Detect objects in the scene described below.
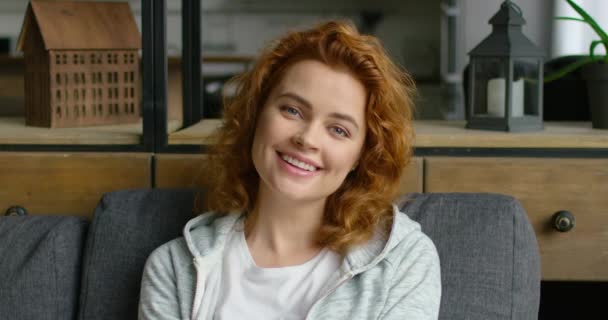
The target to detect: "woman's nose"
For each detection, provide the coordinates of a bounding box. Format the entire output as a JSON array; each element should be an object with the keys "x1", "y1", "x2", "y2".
[{"x1": 291, "y1": 126, "x2": 319, "y2": 150}]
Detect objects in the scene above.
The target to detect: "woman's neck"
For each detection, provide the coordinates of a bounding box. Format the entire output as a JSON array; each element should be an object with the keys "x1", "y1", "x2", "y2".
[{"x1": 244, "y1": 185, "x2": 327, "y2": 267}]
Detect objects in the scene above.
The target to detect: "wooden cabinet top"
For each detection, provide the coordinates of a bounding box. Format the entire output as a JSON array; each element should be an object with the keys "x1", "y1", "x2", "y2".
[
  {"x1": 0, "y1": 117, "x2": 181, "y2": 145},
  {"x1": 168, "y1": 119, "x2": 608, "y2": 149},
  {"x1": 1, "y1": 117, "x2": 606, "y2": 148}
]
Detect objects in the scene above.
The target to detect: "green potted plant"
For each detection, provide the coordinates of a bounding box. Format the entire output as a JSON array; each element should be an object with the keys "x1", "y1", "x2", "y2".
[{"x1": 545, "y1": 0, "x2": 608, "y2": 129}]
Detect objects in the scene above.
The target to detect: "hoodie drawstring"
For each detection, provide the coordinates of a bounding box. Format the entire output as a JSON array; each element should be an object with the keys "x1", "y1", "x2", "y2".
[{"x1": 191, "y1": 257, "x2": 206, "y2": 320}]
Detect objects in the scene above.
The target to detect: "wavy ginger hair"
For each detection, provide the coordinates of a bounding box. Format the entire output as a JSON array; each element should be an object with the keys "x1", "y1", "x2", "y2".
[{"x1": 198, "y1": 20, "x2": 415, "y2": 255}]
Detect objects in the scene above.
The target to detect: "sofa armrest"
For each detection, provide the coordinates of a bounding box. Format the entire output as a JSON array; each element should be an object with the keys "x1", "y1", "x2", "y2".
[{"x1": 398, "y1": 193, "x2": 541, "y2": 320}]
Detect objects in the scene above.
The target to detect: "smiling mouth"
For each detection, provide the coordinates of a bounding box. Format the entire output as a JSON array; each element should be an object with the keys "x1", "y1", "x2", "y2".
[{"x1": 277, "y1": 152, "x2": 320, "y2": 172}]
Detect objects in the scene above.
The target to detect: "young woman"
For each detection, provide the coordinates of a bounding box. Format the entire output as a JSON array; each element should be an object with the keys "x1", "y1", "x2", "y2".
[{"x1": 139, "y1": 20, "x2": 441, "y2": 320}]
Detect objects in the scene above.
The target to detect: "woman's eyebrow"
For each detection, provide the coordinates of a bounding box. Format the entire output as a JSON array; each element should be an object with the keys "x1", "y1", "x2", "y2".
[
  {"x1": 277, "y1": 92, "x2": 360, "y2": 130},
  {"x1": 278, "y1": 92, "x2": 312, "y2": 109},
  {"x1": 328, "y1": 112, "x2": 359, "y2": 131}
]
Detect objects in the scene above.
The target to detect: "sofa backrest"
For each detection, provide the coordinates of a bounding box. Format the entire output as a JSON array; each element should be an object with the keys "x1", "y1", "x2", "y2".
[
  {"x1": 0, "y1": 215, "x2": 88, "y2": 320},
  {"x1": 77, "y1": 188, "x2": 198, "y2": 320}
]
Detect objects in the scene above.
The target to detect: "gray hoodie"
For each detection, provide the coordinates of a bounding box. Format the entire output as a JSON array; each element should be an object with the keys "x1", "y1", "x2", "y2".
[{"x1": 139, "y1": 205, "x2": 441, "y2": 319}]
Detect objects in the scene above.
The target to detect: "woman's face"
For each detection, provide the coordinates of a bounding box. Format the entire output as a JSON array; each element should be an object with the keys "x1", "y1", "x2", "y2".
[{"x1": 251, "y1": 59, "x2": 367, "y2": 204}]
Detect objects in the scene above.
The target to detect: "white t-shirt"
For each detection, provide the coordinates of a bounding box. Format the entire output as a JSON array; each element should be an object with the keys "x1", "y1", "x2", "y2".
[{"x1": 213, "y1": 227, "x2": 342, "y2": 320}]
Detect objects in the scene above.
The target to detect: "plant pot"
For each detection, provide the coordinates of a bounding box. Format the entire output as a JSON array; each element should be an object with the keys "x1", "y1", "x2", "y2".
[
  {"x1": 543, "y1": 55, "x2": 590, "y2": 121},
  {"x1": 582, "y1": 63, "x2": 608, "y2": 129}
]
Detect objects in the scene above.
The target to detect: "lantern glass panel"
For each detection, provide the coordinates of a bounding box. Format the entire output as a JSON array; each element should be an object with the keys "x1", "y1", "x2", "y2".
[
  {"x1": 513, "y1": 57, "x2": 541, "y2": 117},
  {"x1": 471, "y1": 57, "x2": 507, "y2": 117}
]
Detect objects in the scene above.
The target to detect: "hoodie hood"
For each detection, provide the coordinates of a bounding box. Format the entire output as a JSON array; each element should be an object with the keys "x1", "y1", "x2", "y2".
[
  {"x1": 342, "y1": 204, "x2": 420, "y2": 273},
  {"x1": 181, "y1": 211, "x2": 244, "y2": 319},
  {"x1": 182, "y1": 211, "x2": 242, "y2": 258},
  {"x1": 182, "y1": 204, "x2": 418, "y2": 274}
]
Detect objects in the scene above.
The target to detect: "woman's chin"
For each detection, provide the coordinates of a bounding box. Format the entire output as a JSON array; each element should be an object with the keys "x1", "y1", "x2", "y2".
[{"x1": 270, "y1": 182, "x2": 328, "y2": 204}]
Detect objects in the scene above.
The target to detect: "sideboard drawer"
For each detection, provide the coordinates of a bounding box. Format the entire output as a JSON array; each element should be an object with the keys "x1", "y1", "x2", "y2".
[
  {"x1": 0, "y1": 152, "x2": 151, "y2": 219},
  {"x1": 425, "y1": 157, "x2": 608, "y2": 281},
  {"x1": 155, "y1": 154, "x2": 207, "y2": 189},
  {"x1": 400, "y1": 157, "x2": 423, "y2": 194}
]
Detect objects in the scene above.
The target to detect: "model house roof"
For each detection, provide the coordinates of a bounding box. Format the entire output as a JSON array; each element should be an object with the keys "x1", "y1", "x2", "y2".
[{"x1": 17, "y1": 0, "x2": 141, "y2": 51}]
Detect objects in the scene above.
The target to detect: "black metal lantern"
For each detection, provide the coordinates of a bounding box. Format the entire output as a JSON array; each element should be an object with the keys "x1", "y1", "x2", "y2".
[{"x1": 467, "y1": 0, "x2": 544, "y2": 131}]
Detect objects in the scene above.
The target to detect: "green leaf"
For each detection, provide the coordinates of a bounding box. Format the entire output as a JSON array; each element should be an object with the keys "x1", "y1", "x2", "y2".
[
  {"x1": 566, "y1": 0, "x2": 608, "y2": 44},
  {"x1": 589, "y1": 40, "x2": 605, "y2": 59},
  {"x1": 544, "y1": 56, "x2": 597, "y2": 83},
  {"x1": 554, "y1": 16, "x2": 585, "y2": 23}
]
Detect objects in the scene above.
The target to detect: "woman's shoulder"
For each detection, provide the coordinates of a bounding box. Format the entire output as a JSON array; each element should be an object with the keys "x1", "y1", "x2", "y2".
[
  {"x1": 145, "y1": 211, "x2": 241, "y2": 267},
  {"x1": 144, "y1": 236, "x2": 192, "y2": 271},
  {"x1": 386, "y1": 208, "x2": 440, "y2": 268},
  {"x1": 144, "y1": 211, "x2": 217, "y2": 263}
]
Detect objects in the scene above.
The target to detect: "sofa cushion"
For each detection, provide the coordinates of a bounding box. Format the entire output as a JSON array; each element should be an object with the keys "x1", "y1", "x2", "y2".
[
  {"x1": 78, "y1": 188, "x2": 199, "y2": 320},
  {"x1": 0, "y1": 215, "x2": 88, "y2": 320},
  {"x1": 397, "y1": 193, "x2": 541, "y2": 320}
]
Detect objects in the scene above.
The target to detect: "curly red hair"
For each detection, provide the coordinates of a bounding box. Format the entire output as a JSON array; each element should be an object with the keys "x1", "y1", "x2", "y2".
[{"x1": 198, "y1": 20, "x2": 415, "y2": 254}]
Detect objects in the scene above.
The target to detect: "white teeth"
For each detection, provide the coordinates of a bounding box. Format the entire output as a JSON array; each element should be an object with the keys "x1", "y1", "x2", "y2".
[{"x1": 281, "y1": 154, "x2": 317, "y2": 172}]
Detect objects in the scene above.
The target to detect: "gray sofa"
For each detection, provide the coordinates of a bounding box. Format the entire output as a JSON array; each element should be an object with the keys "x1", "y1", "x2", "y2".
[{"x1": 0, "y1": 189, "x2": 541, "y2": 319}]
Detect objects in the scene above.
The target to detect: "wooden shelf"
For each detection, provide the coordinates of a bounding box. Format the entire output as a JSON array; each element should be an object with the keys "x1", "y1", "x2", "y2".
[
  {"x1": 413, "y1": 121, "x2": 608, "y2": 148},
  {"x1": 169, "y1": 119, "x2": 219, "y2": 145},
  {"x1": 0, "y1": 117, "x2": 181, "y2": 145},
  {"x1": 169, "y1": 119, "x2": 608, "y2": 148}
]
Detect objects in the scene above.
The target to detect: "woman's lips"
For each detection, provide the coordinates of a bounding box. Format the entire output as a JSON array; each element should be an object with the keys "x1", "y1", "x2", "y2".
[
  {"x1": 277, "y1": 151, "x2": 322, "y2": 169},
  {"x1": 276, "y1": 151, "x2": 322, "y2": 177}
]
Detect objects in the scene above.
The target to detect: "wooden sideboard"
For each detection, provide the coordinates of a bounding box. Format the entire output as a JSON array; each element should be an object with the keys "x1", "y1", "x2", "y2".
[
  {"x1": 2, "y1": 120, "x2": 607, "y2": 281},
  {"x1": 425, "y1": 157, "x2": 608, "y2": 281},
  {"x1": 0, "y1": 152, "x2": 150, "y2": 219}
]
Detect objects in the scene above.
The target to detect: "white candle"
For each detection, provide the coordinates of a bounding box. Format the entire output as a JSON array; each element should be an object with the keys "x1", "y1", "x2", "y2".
[{"x1": 487, "y1": 78, "x2": 524, "y2": 117}]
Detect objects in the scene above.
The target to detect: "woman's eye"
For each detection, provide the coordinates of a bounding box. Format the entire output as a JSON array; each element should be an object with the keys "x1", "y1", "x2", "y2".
[
  {"x1": 280, "y1": 106, "x2": 301, "y2": 117},
  {"x1": 331, "y1": 126, "x2": 349, "y2": 138}
]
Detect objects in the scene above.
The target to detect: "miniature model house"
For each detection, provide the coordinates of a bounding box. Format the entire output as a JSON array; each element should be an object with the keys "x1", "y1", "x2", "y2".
[{"x1": 17, "y1": 0, "x2": 141, "y2": 128}]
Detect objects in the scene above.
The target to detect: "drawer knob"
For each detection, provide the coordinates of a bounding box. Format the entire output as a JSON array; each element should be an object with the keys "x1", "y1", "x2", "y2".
[
  {"x1": 5, "y1": 206, "x2": 28, "y2": 216},
  {"x1": 552, "y1": 211, "x2": 575, "y2": 232}
]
